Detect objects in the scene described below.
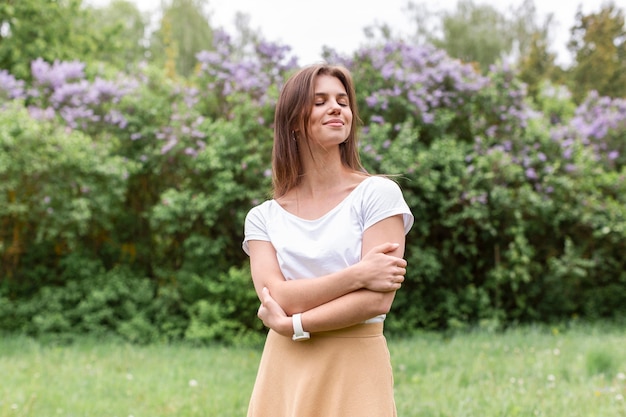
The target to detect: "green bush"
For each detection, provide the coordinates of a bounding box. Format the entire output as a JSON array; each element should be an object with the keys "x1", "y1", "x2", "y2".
[
  {"x1": 1, "y1": 40, "x2": 625, "y2": 344},
  {"x1": 0, "y1": 103, "x2": 136, "y2": 287}
]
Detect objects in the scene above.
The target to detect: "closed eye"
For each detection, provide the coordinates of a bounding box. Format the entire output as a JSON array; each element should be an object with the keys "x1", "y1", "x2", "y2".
[{"x1": 314, "y1": 100, "x2": 350, "y2": 107}]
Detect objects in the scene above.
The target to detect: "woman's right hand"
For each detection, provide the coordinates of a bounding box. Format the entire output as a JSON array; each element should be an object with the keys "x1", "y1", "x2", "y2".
[
  {"x1": 257, "y1": 287, "x2": 292, "y2": 336},
  {"x1": 356, "y1": 242, "x2": 407, "y2": 292}
]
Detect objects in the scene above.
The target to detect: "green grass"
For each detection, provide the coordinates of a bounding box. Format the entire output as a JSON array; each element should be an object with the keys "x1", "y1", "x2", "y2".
[{"x1": 1, "y1": 323, "x2": 625, "y2": 417}]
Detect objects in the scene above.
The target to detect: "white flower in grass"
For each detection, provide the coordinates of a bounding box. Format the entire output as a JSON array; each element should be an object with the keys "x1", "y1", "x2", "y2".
[
  {"x1": 11, "y1": 404, "x2": 18, "y2": 410},
  {"x1": 126, "y1": 373, "x2": 134, "y2": 380},
  {"x1": 189, "y1": 379, "x2": 198, "y2": 387},
  {"x1": 617, "y1": 372, "x2": 625, "y2": 381},
  {"x1": 547, "y1": 374, "x2": 555, "y2": 382},
  {"x1": 615, "y1": 394, "x2": 623, "y2": 401},
  {"x1": 552, "y1": 348, "x2": 560, "y2": 356}
]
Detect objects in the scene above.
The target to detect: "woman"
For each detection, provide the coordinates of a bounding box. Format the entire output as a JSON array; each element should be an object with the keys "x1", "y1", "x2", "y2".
[{"x1": 242, "y1": 63, "x2": 414, "y2": 416}]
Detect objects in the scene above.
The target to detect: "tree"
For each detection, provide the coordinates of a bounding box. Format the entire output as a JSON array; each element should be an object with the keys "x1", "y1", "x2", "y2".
[
  {"x1": 516, "y1": 8, "x2": 561, "y2": 103},
  {"x1": 433, "y1": 0, "x2": 514, "y2": 71},
  {"x1": 407, "y1": 0, "x2": 551, "y2": 73},
  {"x1": 88, "y1": 0, "x2": 149, "y2": 71},
  {"x1": 0, "y1": 0, "x2": 122, "y2": 80},
  {"x1": 567, "y1": 3, "x2": 626, "y2": 102},
  {"x1": 150, "y1": 0, "x2": 213, "y2": 78}
]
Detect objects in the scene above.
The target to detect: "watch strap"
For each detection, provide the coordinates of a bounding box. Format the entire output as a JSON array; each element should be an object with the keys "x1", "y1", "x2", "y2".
[{"x1": 292, "y1": 313, "x2": 311, "y2": 341}]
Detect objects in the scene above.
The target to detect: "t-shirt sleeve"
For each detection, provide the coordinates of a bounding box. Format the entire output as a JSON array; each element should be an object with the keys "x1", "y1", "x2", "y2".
[
  {"x1": 361, "y1": 176, "x2": 414, "y2": 234},
  {"x1": 242, "y1": 204, "x2": 271, "y2": 256}
]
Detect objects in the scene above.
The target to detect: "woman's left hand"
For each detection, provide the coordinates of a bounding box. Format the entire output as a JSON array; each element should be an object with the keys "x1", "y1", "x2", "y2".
[{"x1": 257, "y1": 287, "x2": 292, "y2": 336}]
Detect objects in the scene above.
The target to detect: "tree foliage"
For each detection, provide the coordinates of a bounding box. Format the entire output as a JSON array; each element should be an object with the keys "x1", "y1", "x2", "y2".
[
  {"x1": 88, "y1": 0, "x2": 149, "y2": 71},
  {"x1": 149, "y1": 0, "x2": 214, "y2": 77},
  {"x1": 1, "y1": 1, "x2": 626, "y2": 344},
  {"x1": 517, "y1": 32, "x2": 558, "y2": 102},
  {"x1": 567, "y1": 2, "x2": 626, "y2": 102},
  {"x1": 0, "y1": 0, "x2": 122, "y2": 79},
  {"x1": 439, "y1": 0, "x2": 511, "y2": 70},
  {"x1": 408, "y1": 0, "x2": 550, "y2": 73}
]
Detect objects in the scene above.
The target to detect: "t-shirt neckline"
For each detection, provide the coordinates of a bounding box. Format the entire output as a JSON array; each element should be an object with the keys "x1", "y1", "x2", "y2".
[{"x1": 271, "y1": 176, "x2": 374, "y2": 222}]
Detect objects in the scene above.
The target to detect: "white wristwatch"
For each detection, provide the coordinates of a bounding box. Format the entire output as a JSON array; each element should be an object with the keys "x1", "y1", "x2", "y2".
[{"x1": 291, "y1": 313, "x2": 311, "y2": 341}]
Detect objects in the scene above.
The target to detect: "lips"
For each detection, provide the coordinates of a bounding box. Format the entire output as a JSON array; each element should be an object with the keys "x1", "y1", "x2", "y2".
[{"x1": 324, "y1": 119, "x2": 344, "y2": 126}]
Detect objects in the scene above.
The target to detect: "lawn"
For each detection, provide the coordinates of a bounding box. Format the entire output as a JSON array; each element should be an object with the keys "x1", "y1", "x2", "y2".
[{"x1": 1, "y1": 322, "x2": 624, "y2": 416}]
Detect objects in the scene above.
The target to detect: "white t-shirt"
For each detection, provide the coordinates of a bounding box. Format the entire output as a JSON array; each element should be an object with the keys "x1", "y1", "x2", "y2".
[{"x1": 242, "y1": 175, "x2": 414, "y2": 321}]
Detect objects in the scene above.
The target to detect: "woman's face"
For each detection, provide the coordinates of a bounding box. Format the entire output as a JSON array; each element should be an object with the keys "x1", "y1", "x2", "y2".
[{"x1": 306, "y1": 74, "x2": 353, "y2": 149}]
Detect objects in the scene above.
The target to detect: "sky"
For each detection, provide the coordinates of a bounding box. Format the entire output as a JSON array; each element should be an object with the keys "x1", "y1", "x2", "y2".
[{"x1": 90, "y1": 0, "x2": 626, "y2": 67}]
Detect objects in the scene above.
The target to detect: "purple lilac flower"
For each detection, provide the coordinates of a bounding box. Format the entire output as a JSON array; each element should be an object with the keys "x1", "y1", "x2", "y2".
[
  {"x1": 422, "y1": 113, "x2": 434, "y2": 124},
  {"x1": 371, "y1": 115, "x2": 385, "y2": 124},
  {"x1": 50, "y1": 81, "x2": 89, "y2": 107},
  {"x1": 91, "y1": 77, "x2": 129, "y2": 103},
  {"x1": 28, "y1": 106, "x2": 56, "y2": 121},
  {"x1": 0, "y1": 70, "x2": 25, "y2": 99},
  {"x1": 550, "y1": 92, "x2": 626, "y2": 170},
  {"x1": 161, "y1": 139, "x2": 178, "y2": 155},
  {"x1": 195, "y1": 29, "x2": 297, "y2": 107},
  {"x1": 525, "y1": 168, "x2": 538, "y2": 180},
  {"x1": 351, "y1": 41, "x2": 491, "y2": 126},
  {"x1": 366, "y1": 95, "x2": 379, "y2": 107},
  {"x1": 562, "y1": 148, "x2": 573, "y2": 160},
  {"x1": 31, "y1": 58, "x2": 85, "y2": 89},
  {"x1": 105, "y1": 110, "x2": 127, "y2": 128},
  {"x1": 59, "y1": 106, "x2": 98, "y2": 128}
]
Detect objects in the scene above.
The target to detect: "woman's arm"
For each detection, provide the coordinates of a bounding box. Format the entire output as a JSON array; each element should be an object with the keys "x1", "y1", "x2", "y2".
[
  {"x1": 256, "y1": 214, "x2": 407, "y2": 335},
  {"x1": 248, "y1": 223, "x2": 406, "y2": 315}
]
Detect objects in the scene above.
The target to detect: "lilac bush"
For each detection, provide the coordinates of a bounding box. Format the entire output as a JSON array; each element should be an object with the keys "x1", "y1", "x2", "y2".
[
  {"x1": 24, "y1": 58, "x2": 138, "y2": 132},
  {"x1": 0, "y1": 70, "x2": 25, "y2": 101},
  {"x1": 323, "y1": 40, "x2": 626, "y2": 327},
  {"x1": 194, "y1": 29, "x2": 298, "y2": 119},
  {"x1": 552, "y1": 91, "x2": 626, "y2": 170},
  {"x1": 340, "y1": 41, "x2": 488, "y2": 135},
  {"x1": 1, "y1": 32, "x2": 625, "y2": 341}
]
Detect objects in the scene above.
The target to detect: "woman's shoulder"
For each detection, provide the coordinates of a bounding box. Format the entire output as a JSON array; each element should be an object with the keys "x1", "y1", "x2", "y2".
[
  {"x1": 245, "y1": 199, "x2": 276, "y2": 220},
  {"x1": 356, "y1": 174, "x2": 403, "y2": 194}
]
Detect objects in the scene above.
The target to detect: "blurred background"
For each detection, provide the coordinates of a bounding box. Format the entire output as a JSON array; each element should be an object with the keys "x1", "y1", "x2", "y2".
[{"x1": 1, "y1": 0, "x2": 625, "y2": 344}]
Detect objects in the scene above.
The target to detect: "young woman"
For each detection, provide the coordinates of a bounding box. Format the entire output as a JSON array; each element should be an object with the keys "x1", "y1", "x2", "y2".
[{"x1": 242, "y1": 64, "x2": 414, "y2": 416}]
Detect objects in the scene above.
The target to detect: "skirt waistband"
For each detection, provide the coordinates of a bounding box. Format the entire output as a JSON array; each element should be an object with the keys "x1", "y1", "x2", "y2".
[{"x1": 312, "y1": 322, "x2": 383, "y2": 338}]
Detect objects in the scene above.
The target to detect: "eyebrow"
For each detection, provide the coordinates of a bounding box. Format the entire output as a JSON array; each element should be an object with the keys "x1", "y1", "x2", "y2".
[{"x1": 314, "y1": 92, "x2": 349, "y2": 98}]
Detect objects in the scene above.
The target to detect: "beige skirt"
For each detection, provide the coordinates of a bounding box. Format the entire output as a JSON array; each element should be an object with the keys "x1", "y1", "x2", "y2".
[{"x1": 247, "y1": 322, "x2": 397, "y2": 417}]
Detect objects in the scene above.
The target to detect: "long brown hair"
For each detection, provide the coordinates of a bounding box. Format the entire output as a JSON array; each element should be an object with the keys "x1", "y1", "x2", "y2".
[{"x1": 271, "y1": 64, "x2": 365, "y2": 198}]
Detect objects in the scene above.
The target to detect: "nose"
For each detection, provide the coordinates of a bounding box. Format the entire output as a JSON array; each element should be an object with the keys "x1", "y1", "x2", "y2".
[{"x1": 328, "y1": 99, "x2": 341, "y2": 113}]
